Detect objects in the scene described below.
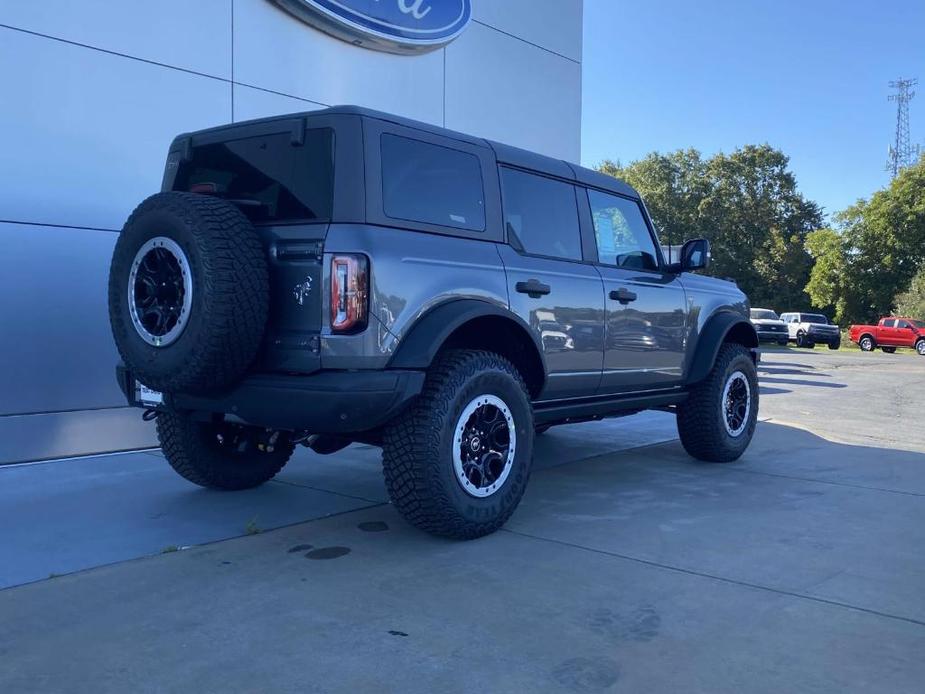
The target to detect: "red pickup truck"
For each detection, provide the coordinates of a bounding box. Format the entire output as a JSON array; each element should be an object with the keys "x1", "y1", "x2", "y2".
[{"x1": 848, "y1": 317, "x2": 925, "y2": 355}]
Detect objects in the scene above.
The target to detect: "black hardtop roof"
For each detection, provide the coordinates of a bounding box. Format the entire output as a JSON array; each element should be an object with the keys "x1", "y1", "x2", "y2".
[{"x1": 177, "y1": 105, "x2": 640, "y2": 199}]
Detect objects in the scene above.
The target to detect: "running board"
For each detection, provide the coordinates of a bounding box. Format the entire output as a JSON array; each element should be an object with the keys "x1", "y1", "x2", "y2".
[{"x1": 532, "y1": 390, "x2": 687, "y2": 425}]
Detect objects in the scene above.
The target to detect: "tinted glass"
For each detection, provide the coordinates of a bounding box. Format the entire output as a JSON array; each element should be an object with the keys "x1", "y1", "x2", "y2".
[
  {"x1": 897, "y1": 320, "x2": 911, "y2": 329},
  {"x1": 801, "y1": 314, "x2": 828, "y2": 324},
  {"x1": 501, "y1": 168, "x2": 581, "y2": 260},
  {"x1": 381, "y1": 134, "x2": 485, "y2": 231},
  {"x1": 588, "y1": 190, "x2": 659, "y2": 270},
  {"x1": 177, "y1": 129, "x2": 334, "y2": 223},
  {"x1": 912, "y1": 320, "x2": 925, "y2": 328},
  {"x1": 750, "y1": 309, "x2": 779, "y2": 320},
  {"x1": 882, "y1": 319, "x2": 896, "y2": 327}
]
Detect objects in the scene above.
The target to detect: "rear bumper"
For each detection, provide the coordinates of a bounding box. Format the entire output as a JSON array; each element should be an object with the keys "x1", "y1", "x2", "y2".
[{"x1": 117, "y1": 365, "x2": 425, "y2": 434}]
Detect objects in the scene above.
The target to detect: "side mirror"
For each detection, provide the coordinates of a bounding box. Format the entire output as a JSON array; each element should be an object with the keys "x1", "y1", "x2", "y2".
[{"x1": 677, "y1": 238, "x2": 711, "y2": 272}]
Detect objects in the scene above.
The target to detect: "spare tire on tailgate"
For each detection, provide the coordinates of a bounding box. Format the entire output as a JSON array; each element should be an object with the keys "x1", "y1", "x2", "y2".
[{"x1": 108, "y1": 192, "x2": 269, "y2": 394}]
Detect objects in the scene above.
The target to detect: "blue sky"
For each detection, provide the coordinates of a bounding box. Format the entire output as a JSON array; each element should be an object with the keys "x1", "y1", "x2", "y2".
[{"x1": 580, "y1": 0, "x2": 925, "y2": 220}]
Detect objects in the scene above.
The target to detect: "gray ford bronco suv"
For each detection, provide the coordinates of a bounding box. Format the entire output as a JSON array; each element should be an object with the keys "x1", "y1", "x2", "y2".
[{"x1": 108, "y1": 106, "x2": 759, "y2": 540}]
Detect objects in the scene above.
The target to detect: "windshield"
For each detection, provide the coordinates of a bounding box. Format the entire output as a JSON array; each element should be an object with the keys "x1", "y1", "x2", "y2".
[
  {"x1": 750, "y1": 309, "x2": 779, "y2": 320},
  {"x1": 801, "y1": 314, "x2": 828, "y2": 324}
]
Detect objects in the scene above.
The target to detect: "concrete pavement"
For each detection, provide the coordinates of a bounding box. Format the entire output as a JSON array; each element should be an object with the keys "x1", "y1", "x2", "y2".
[{"x1": 1, "y1": 349, "x2": 923, "y2": 693}]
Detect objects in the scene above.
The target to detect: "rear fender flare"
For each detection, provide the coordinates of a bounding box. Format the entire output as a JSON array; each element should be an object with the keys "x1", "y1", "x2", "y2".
[{"x1": 388, "y1": 299, "x2": 546, "y2": 374}]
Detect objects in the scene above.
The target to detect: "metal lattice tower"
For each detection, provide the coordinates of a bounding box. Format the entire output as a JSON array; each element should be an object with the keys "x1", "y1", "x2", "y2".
[{"x1": 886, "y1": 78, "x2": 919, "y2": 178}]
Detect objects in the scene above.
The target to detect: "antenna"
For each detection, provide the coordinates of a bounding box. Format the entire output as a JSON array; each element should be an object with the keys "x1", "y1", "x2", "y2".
[{"x1": 886, "y1": 78, "x2": 919, "y2": 178}]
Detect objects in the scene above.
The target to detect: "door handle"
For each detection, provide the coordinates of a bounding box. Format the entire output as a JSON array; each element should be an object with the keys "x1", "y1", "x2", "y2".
[
  {"x1": 515, "y1": 279, "x2": 551, "y2": 298},
  {"x1": 609, "y1": 288, "x2": 638, "y2": 304}
]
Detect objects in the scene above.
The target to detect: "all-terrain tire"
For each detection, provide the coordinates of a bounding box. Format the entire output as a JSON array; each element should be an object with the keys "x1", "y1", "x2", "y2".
[
  {"x1": 109, "y1": 192, "x2": 269, "y2": 394},
  {"x1": 676, "y1": 343, "x2": 758, "y2": 463},
  {"x1": 157, "y1": 411, "x2": 294, "y2": 490},
  {"x1": 382, "y1": 350, "x2": 534, "y2": 540}
]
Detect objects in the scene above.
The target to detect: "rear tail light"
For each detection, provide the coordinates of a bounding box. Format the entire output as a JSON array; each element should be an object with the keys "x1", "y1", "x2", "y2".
[{"x1": 330, "y1": 254, "x2": 368, "y2": 333}]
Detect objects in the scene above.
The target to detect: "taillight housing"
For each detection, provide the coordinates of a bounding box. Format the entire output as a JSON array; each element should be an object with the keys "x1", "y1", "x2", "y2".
[{"x1": 330, "y1": 254, "x2": 369, "y2": 333}]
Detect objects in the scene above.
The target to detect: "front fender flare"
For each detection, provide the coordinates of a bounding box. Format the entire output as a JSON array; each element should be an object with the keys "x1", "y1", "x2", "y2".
[{"x1": 687, "y1": 312, "x2": 759, "y2": 384}]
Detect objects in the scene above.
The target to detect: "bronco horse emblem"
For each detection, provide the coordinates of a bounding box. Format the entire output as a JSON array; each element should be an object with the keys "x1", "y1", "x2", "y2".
[
  {"x1": 267, "y1": 0, "x2": 472, "y2": 54},
  {"x1": 292, "y1": 276, "x2": 314, "y2": 306}
]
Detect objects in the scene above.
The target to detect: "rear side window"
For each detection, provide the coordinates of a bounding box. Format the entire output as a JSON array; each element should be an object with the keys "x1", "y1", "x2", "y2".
[
  {"x1": 588, "y1": 190, "x2": 659, "y2": 271},
  {"x1": 501, "y1": 168, "x2": 582, "y2": 261},
  {"x1": 176, "y1": 129, "x2": 334, "y2": 223},
  {"x1": 380, "y1": 134, "x2": 485, "y2": 231}
]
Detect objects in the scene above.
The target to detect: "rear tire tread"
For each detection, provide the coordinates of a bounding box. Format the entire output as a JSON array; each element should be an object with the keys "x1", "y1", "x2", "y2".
[{"x1": 382, "y1": 350, "x2": 532, "y2": 540}]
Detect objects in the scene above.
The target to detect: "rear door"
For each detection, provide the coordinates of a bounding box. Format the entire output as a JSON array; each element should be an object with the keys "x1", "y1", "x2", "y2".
[
  {"x1": 585, "y1": 189, "x2": 688, "y2": 391},
  {"x1": 879, "y1": 319, "x2": 898, "y2": 345},
  {"x1": 497, "y1": 167, "x2": 604, "y2": 400},
  {"x1": 895, "y1": 320, "x2": 917, "y2": 347}
]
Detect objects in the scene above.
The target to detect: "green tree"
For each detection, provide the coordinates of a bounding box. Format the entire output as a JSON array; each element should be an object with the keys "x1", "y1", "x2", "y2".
[
  {"x1": 805, "y1": 155, "x2": 925, "y2": 324},
  {"x1": 599, "y1": 145, "x2": 823, "y2": 312},
  {"x1": 894, "y1": 268, "x2": 925, "y2": 319}
]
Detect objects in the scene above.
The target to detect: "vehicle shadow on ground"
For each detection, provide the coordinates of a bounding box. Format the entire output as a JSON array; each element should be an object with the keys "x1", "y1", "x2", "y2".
[{"x1": 758, "y1": 375, "x2": 846, "y2": 389}]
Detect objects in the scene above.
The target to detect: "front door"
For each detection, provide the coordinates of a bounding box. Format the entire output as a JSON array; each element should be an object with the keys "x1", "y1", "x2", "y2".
[
  {"x1": 585, "y1": 189, "x2": 688, "y2": 392},
  {"x1": 498, "y1": 168, "x2": 604, "y2": 400}
]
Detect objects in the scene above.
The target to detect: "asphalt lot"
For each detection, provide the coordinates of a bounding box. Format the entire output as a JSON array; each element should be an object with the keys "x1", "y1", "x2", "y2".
[{"x1": 2, "y1": 348, "x2": 924, "y2": 693}]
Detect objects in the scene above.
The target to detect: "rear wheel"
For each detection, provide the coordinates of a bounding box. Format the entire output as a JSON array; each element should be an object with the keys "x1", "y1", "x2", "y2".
[
  {"x1": 382, "y1": 350, "x2": 533, "y2": 540},
  {"x1": 677, "y1": 343, "x2": 758, "y2": 463},
  {"x1": 881, "y1": 346, "x2": 897, "y2": 354},
  {"x1": 828, "y1": 340, "x2": 840, "y2": 350},
  {"x1": 777, "y1": 338, "x2": 789, "y2": 346},
  {"x1": 157, "y1": 411, "x2": 294, "y2": 490},
  {"x1": 859, "y1": 335, "x2": 875, "y2": 352}
]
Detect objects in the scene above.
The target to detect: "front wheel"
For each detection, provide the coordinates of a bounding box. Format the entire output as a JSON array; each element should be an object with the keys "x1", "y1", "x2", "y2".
[
  {"x1": 778, "y1": 338, "x2": 789, "y2": 346},
  {"x1": 796, "y1": 331, "x2": 809, "y2": 348},
  {"x1": 382, "y1": 350, "x2": 534, "y2": 540},
  {"x1": 859, "y1": 336, "x2": 875, "y2": 352},
  {"x1": 828, "y1": 341, "x2": 840, "y2": 350},
  {"x1": 676, "y1": 343, "x2": 758, "y2": 463},
  {"x1": 916, "y1": 339, "x2": 925, "y2": 357},
  {"x1": 157, "y1": 411, "x2": 294, "y2": 490}
]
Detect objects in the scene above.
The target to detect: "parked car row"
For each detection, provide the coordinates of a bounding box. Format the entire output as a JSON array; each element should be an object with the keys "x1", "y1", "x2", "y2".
[
  {"x1": 749, "y1": 309, "x2": 925, "y2": 356},
  {"x1": 848, "y1": 317, "x2": 925, "y2": 355},
  {"x1": 749, "y1": 309, "x2": 840, "y2": 349}
]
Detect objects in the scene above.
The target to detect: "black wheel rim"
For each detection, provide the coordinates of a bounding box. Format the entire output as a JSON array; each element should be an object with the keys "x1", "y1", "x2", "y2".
[
  {"x1": 128, "y1": 237, "x2": 192, "y2": 347},
  {"x1": 453, "y1": 395, "x2": 516, "y2": 498},
  {"x1": 722, "y1": 371, "x2": 750, "y2": 437}
]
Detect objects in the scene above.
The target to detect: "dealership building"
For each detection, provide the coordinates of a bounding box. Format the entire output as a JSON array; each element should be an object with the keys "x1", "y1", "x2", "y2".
[{"x1": 0, "y1": 1, "x2": 583, "y2": 463}]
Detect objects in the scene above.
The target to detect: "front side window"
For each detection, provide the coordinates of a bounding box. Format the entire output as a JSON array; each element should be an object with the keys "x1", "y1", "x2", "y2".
[
  {"x1": 897, "y1": 320, "x2": 911, "y2": 329},
  {"x1": 380, "y1": 134, "x2": 485, "y2": 231},
  {"x1": 501, "y1": 168, "x2": 582, "y2": 260},
  {"x1": 176, "y1": 129, "x2": 334, "y2": 223},
  {"x1": 587, "y1": 190, "x2": 659, "y2": 271}
]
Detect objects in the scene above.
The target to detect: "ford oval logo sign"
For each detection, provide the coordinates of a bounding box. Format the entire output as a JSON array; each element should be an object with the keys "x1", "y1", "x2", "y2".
[{"x1": 269, "y1": 0, "x2": 472, "y2": 54}]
